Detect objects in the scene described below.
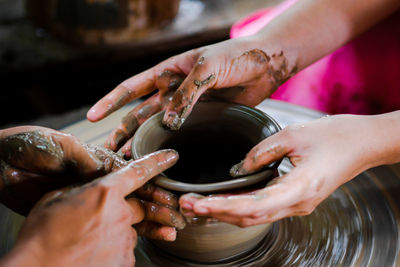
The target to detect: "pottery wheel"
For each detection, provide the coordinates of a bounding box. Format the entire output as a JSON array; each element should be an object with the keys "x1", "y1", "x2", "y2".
[{"x1": 1, "y1": 100, "x2": 400, "y2": 266}]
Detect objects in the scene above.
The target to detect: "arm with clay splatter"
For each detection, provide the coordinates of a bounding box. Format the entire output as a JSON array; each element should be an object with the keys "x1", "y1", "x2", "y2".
[{"x1": 86, "y1": 0, "x2": 399, "y2": 159}]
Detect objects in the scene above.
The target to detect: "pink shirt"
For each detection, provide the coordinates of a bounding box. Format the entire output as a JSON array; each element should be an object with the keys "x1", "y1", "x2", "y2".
[{"x1": 231, "y1": 1, "x2": 400, "y2": 115}]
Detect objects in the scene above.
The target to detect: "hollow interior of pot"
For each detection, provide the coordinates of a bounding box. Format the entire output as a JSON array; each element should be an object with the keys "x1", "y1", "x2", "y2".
[{"x1": 133, "y1": 102, "x2": 280, "y2": 187}]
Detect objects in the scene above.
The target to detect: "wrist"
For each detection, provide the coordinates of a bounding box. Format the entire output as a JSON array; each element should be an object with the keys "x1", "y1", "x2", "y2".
[{"x1": 355, "y1": 111, "x2": 400, "y2": 171}]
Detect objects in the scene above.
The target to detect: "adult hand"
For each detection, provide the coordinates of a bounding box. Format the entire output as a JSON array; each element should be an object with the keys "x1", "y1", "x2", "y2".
[
  {"x1": 0, "y1": 126, "x2": 103, "y2": 215},
  {"x1": 179, "y1": 113, "x2": 400, "y2": 227},
  {"x1": 87, "y1": 37, "x2": 298, "y2": 158},
  {"x1": 0, "y1": 150, "x2": 179, "y2": 267},
  {"x1": 0, "y1": 126, "x2": 185, "y2": 240},
  {"x1": 88, "y1": 145, "x2": 187, "y2": 239}
]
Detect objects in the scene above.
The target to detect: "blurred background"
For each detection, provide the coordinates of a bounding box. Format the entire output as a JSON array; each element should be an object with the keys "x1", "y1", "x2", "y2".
[{"x1": 0, "y1": 0, "x2": 280, "y2": 130}]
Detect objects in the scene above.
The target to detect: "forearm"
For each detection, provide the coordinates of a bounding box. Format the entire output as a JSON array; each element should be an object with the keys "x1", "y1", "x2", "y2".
[
  {"x1": 361, "y1": 111, "x2": 400, "y2": 169},
  {"x1": 249, "y1": 0, "x2": 399, "y2": 74}
]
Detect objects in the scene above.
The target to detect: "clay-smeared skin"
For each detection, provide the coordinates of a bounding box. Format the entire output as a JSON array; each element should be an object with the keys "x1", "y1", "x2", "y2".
[
  {"x1": 102, "y1": 70, "x2": 185, "y2": 154},
  {"x1": 0, "y1": 126, "x2": 186, "y2": 238},
  {"x1": 0, "y1": 128, "x2": 102, "y2": 215},
  {"x1": 180, "y1": 112, "x2": 400, "y2": 227},
  {"x1": 0, "y1": 150, "x2": 179, "y2": 267},
  {"x1": 87, "y1": 39, "x2": 298, "y2": 157}
]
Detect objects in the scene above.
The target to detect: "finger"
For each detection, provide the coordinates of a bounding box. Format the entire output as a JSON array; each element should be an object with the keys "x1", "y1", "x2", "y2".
[
  {"x1": 0, "y1": 165, "x2": 46, "y2": 215},
  {"x1": 179, "y1": 190, "x2": 260, "y2": 211},
  {"x1": 106, "y1": 70, "x2": 185, "y2": 153},
  {"x1": 120, "y1": 137, "x2": 134, "y2": 160},
  {"x1": 134, "y1": 221, "x2": 177, "y2": 241},
  {"x1": 156, "y1": 70, "x2": 185, "y2": 94},
  {"x1": 189, "y1": 172, "x2": 305, "y2": 220},
  {"x1": 163, "y1": 57, "x2": 217, "y2": 130},
  {"x1": 0, "y1": 162, "x2": 42, "y2": 187},
  {"x1": 179, "y1": 192, "x2": 205, "y2": 211},
  {"x1": 54, "y1": 133, "x2": 104, "y2": 178},
  {"x1": 135, "y1": 183, "x2": 179, "y2": 208},
  {"x1": 85, "y1": 144, "x2": 128, "y2": 173},
  {"x1": 87, "y1": 69, "x2": 157, "y2": 122},
  {"x1": 126, "y1": 197, "x2": 145, "y2": 224},
  {"x1": 230, "y1": 130, "x2": 291, "y2": 177},
  {"x1": 212, "y1": 208, "x2": 290, "y2": 227},
  {"x1": 103, "y1": 150, "x2": 179, "y2": 196},
  {"x1": 141, "y1": 200, "x2": 186, "y2": 230},
  {"x1": 105, "y1": 94, "x2": 162, "y2": 151}
]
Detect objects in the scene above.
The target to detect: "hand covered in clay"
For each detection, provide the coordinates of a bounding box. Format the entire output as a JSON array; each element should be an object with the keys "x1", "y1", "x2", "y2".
[
  {"x1": 87, "y1": 37, "x2": 297, "y2": 158},
  {"x1": 179, "y1": 113, "x2": 400, "y2": 227},
  {"x1": 0, "y1": 126, "x2": 104, "y2": 215},
  {"x1": 88, "y1": 145, "x2": 187, "y2": 240},
  {"x1": 0, "y1": 150, "x2": 179, "y2": 267},
  {"x1": 0, "y1": 126, "x2": 185, "y2": 240}
]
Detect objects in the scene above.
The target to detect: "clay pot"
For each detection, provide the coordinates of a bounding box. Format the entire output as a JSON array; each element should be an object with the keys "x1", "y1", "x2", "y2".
[
  {"x1": 25, "y1": 0, "x2": 180, "y2": 45},
  {"x1": 132, "y1": 101, "x2": 281, "y2": 262}
]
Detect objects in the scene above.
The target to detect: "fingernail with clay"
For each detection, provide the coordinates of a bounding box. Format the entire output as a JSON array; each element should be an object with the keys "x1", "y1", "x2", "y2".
[
  {"x1": 230, "y1": 160, "x2": 249, "y2": 177},
  {"x1": 163, "y1": 113, "x2": 185, "y2": 131},
  {"x1": 165, "y1": 229, "x2": 177, "y2": 242}
]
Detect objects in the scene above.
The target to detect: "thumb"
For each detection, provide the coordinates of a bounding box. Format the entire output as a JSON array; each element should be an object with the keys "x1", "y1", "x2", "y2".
[{"x1": 230, "y1": 130, "x2": 291, "y2": 177}]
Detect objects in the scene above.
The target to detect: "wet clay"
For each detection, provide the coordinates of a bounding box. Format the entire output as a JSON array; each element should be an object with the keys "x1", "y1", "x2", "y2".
[
  {"x1": 242, "y1": 49, "x2": 298, "y2": 89},
  {"x1": 160, "y1": 128, "x2": 253, "y2": 184},
  {"x1": 0, "y1": 131, "x2": 66, "y2": 174},
  {"x1": 158, "y1": 70, "x2": 185, "y2": 91},
  {"x1": 194, "y1": 74, "x2": 216, "y2": 88}
]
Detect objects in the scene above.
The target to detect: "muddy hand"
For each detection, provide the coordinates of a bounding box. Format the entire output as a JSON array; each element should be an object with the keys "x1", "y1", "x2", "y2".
[
  {"x1": 0, "y1": 150, "x2": 178, "y2": 267},
  {"x1": 179, "y1": 114, "x2": 400, "y2": 227},
  {"x1": 87, "y1": 38, "x2": 298, "y2": 157},
  {"x1": 0, "y1": 126, "x2": 104, "y2": 215},
  {"x1": 86, "y1": 145, "x2": 186, "y2": 240}
]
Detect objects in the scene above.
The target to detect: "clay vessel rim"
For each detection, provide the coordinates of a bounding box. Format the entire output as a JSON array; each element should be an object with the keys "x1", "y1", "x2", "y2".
[
  {"x1": 132, "y1": 101, "x2": 282, "y2": 193},
  {"x1": 153, "y1": 168, "x2": 276, "y2": 193}
]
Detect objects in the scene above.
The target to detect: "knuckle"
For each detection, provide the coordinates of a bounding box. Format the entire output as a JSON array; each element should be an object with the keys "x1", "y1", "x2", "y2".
[
  {"x1": 292, "y1": 202, "x2": 316, "y2": 216},
  {"x1": 91, "y1": 182, "x2": 115, "y2": 201},
  {"x1": 130, "y1": 163, "x2": 152, "y2": 179},
  {"x1": 237, "y1": 218, "x2": 252, "y2": 228}
]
